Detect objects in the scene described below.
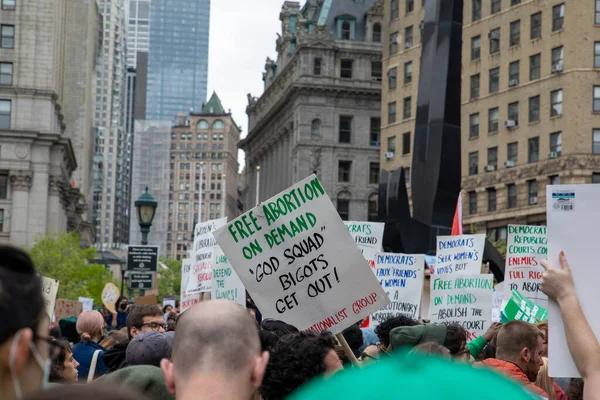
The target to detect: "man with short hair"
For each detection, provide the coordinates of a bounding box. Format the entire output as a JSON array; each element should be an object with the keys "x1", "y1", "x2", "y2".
[
  {"x1": 161, "y1": 300, "x2": 269, "y2": 399},
  {"x1": 477, "y1": 321, "x2": 547, "y2": 397}
]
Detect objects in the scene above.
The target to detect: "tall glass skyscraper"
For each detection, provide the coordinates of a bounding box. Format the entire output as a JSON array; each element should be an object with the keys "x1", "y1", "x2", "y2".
[{"x1": 146, "y1": 0, "x2": 210, "y2": 121}]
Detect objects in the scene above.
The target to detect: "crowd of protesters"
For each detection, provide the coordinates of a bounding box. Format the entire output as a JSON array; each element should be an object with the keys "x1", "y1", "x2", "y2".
[{"x1": 1, "y1": 244, "x2": 598, "y2": 400}]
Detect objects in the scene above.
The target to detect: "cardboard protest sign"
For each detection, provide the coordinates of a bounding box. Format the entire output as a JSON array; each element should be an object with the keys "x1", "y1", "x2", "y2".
[
  {"x1": 41, "y1": 276, "x2": 59, "y2": 319},
  {"x1": 372, "y1": 253, "x2": 424, "y2": 324},
  {"x1": 54, "y1": 299, "x2": 83, "y2": 323},
  {"x1": 135, "y1": 294, "x2": 157, "y2": 305},
  {"x1": 343, "y1": 221, "x2": 384, "y2": 271},
  {"x1": 180, "y1": 258, "x2": 200, "y2": 313},
  {"x1": 503, "y1": 225, "x2": 548, "y2": 309},
  {"x1": 101, "y1": 283, "x2": 120, "y2": 313},
  {"x1": 546, "y1": 184, "x2": 600, "y2": 376},
  {"x1": 434, "y1": 234, "x2": 486, "y2": 275},
  {"x1": 211, "y1": 246, "x2": 246, "y2": 307},
  {"x1": 78, "y1": 297, "x2": 94, "y2": 312},
  {"x1": 214, "y1": 175, "x2": 389, "y2": 335},
  {"x1": 187, "y1": 217, "x2": 228, "y2": 294},
  {"x1": 429, "y1": 273, "x2": 493, "y2": 341},
  {"x1": 502, "y1": 289, "x2": 547, "y2": 323}
]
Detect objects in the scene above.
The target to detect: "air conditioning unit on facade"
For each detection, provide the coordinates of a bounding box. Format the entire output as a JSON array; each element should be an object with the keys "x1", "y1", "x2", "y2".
[
  {"x1": 405, "y1": 42, "x2": 413, "y2": 48},
  {"x1": 509, "y1": 79, "x2": 519, "y2": 87},
  {"x1": 552, "y1": 63, "x2": 563, "y2": 73},
  {"x1": 488, "y1": 31, "x2": 500, "y2": 40},
  {"x1": 529, "y1": 196, "x2": 538, "y2": 205},
  {"x1": 504, "y1": 160, "x2": 516, "y2": 168},
  {"x1": 504, "y1": 119, "x2": 517, "y2": 128},
  {"x1": 548, "y1": 151, "x2": 559, "y2": 159},
  {"x1": 484, "y1": 164, "x2": 496, "y2": 172},
  {"x1": 419, "y1": 21, "x2": 425, "y2": 30},
  {"x1": 385, "y1": 152, "x2": 395, "y2": 159}
]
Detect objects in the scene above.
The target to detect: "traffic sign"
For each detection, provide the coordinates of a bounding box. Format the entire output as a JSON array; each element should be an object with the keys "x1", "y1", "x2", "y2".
[
  {"x1": 130, "y1": 272, "x2": 153, "y2": 289},
  {"x1": 127, "y1": 246, "x2": 159, "y2": 272}
]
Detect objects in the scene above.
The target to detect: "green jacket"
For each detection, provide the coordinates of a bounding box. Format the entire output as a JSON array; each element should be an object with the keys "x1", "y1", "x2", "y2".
[{"x1": 467, "y1": 335, "x2": 488, "y2": 359}]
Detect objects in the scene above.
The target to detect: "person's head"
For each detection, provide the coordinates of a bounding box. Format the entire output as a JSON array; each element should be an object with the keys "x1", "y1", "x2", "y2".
[
  {"x1": 260, "y1": 319, "x2": 299, "y2": 337},
  {"x1": 49, "y1": 339, "x2": 79, "y2": 383},
  {"x1": 360, "y1": 345, "x2": 380, "y2": 364},
  {"x1": 116, "y1": 297, "x2": 129, "y2": 312},
  {"x1": 162, "y1": 305, "x2": 173, "y2": 315},
  {"x1": 99, "y1": 329, "x2": 128, "y2": 351},
  {"x1": 341, "y1": 324, "x2": 363, "y2": 358},
  {"x1": 389, "y1": 323, "x2": 467, "y2": 359},
  {"x1": 22, "y1": 382, "x2": 142, "y2": 400},
  {"x1": 481, "y1": 333, "x2": 498, "y2": 360},
  {"x1": 126, "y1": 331, "x2": 172, "y2": 367},
  {"x1": 258, "y1": 330, "x2": 279, "y2": 352},
  {"x1": 76, "y1": 311, "x2": 105, "y2": 343},
  {"x1": 126, "y1": 305, "x2": 164, "y2": 340},
  {"x1": 374, "y1": 314, "x2": 419, "y2": 348},
  {"x1": 0, "y1": 245, "x2": 52, "y2": 400},
  {"x1": 495, "y1": 321, "x2": 544, "y2": 382},
  {"x1": 443, "y1": 324, "x2": 468, "y2": 359},
  {"x1": 566, "y1": 378, "x2": 584, "y2": 400},
  {"x1": 534, "y1": 357, "x2": 555, "y2": 400},
  {"x1": 410, "y1": 342, "x2": 451, "y2": 359},
  {"x1": 536, "y1": 322, "x2": 548, "y2": 357},
  {"x1": 165, "y1": 312, "x2": 177, "y2": 332},
  {"x1": 161, "y1": 300, "x2": 268, "y2": 398},
  {"x1": 261, "y1": 331, "x2": 342, "y2": 400}
]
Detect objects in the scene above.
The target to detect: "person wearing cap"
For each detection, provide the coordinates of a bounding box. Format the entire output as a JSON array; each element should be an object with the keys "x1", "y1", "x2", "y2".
[
  {"x1": 96, "y1": 365, "x2": 175, "y2": 400},
  {"x1": 126, "y1": 331, "x2": 172, "y2": 367}
]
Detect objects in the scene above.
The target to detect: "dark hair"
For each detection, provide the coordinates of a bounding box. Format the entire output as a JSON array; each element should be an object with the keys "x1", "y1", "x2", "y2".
[
  {"x1": 49, "y1": 339, "x2": 72, "y2": 383},
  {"x1": 259, "y1": 330, "x2": 279, "y2": 352},
  {"x1": 166, "y1": 311, "x2": 178, "y2": 332},
  {"x1": 162, "y1": 304, "x2": 173, "y2": 314},
  {"x1": 496, "y1": 321, "x2": 543, "y2": 360},
  {"x1": 0, "y1": 245, "x2": 45, "y2": 345},
  {"x1": 341, "y1": 324, "x2": 363, "y2": 357},
  {"x1": 116, "y1": 296, "x2": 128, "y2": 309},
  {"x1": 566, "y1": 378, "x2": 584, "y2": 400},
  {"x1": 260, "y1": 319, "x2": 299, "y2": 337},
  {"x1": 443, "y1": 324, "x2": 468, "y2": 355},
  {"x1": 260, "y1": 331, "x2": 336, "y2": 400},
  {"x1": 481, "y1": 333, "x2": 498, "y2": 360},
  {"x1": 411, "y1": 342, "x2": 451, "y2": 358},
  {"x1": 126, "y1": 305, "x2": 163, "y2": 339},
  {"x1": 23, "y1": 383, "x2": 141, "y2": 400},
  {"x1": 374, "y1": 315, "x2": 419, "y2": 348}
]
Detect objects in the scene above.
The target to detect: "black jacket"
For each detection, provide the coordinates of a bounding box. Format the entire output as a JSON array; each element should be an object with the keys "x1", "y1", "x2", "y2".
[{"x1": 102, "y1": 340, "x2": 129, "y2": 372}]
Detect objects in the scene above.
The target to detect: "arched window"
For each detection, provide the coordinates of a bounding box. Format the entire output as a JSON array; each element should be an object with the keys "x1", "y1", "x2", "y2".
[
  {"x1": 341, "y1": 21, "x2": 351, "y2": 40},
  {"x1": 314, "y1": 58, "x2": 322, "y2": 75},
  {"x1": 368, "y1": 193, "x2": 378, "y2": 221},
  {"x1": 213, "y1": 120, "x2": 225, "y2": 130},
  {"x1": 337, "y1": 191, "x2": 351, "y2": 221},
  {"x1": 373, "y1": 23, "x2": 382, "y2": 42},
  {"x1": 311, "y1": 119, "x2": 321, "y2": 136},
  {"x1": 197, "y1": 120, "x2": 209, "y2": 130}
]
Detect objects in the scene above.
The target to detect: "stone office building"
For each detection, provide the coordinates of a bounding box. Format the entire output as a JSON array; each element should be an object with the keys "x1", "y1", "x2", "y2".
[{"x1": 241, "y1": 0, "x2": 383, "y2": 221}]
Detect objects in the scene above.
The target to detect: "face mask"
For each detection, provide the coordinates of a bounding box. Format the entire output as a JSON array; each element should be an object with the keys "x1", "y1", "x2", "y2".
[
  {"x1": 9, "y1": 330, "x2": 50, "y2": 399},
  {"x1": 29, "y1": 341, "x2": 51, "y2": 390}
]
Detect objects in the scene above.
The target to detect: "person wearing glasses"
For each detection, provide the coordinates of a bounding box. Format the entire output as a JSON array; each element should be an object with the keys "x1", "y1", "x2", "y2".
[
  {"x1": 72, "y1": 311, "x2": 109, "y2": 382},
  {"x1": 0, "y1": 245, "x2": 61, "y2": 400}
]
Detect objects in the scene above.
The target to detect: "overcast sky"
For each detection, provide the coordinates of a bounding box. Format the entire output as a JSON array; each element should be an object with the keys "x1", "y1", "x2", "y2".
[{"x1": 207, "y1": 0, "x2": 286, "y2": 170}]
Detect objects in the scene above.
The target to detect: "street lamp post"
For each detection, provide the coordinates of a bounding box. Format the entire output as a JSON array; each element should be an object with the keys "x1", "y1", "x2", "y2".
[
  {"x1": 255, "y1": 165, "x2": 260, "y2": 206},
  {"x1": 135, "y1": 187, "x2": 158, "y2": 245}
]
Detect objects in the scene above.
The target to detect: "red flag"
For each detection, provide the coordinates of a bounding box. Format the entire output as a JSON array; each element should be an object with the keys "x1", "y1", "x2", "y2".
[{"x1": 451, "y1": 192, "x2": 463, "y2": 236}]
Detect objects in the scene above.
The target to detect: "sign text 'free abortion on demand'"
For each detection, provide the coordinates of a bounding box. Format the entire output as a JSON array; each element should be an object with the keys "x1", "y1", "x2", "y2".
[{"x1": 214, "y1": 175, "x2": 389, "y2": 335}]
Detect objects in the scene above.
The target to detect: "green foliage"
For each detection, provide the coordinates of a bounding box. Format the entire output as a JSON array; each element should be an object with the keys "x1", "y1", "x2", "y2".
[
  {"x1": 29, "y1": 232, "x2": 113, "y2": 304},
  {"x1": 158, "y1": 257, "x2": 182, "y2": 302},
  {"x1": 491, "y1": 239, "x2": 507, "y2": 259}
]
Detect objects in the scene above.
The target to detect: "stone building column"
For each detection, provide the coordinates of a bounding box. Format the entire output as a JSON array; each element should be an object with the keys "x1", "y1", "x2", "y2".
[
  {"x1": 283, "y1": 135, "x2": 290, "y2": 186},
  {"x1": 276, "y1": 138, "x2": 283, "y2": 193},
  {"x1": 9, "y1": 170, "x2": 33, "y2": 247},
  {"x1": 47, "y1": 176, "x2": 62, "y2": 233}
]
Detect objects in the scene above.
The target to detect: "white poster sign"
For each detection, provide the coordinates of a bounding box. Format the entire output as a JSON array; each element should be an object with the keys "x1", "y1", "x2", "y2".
[
  {"x1": 547, "y1": 184, "x2": 600, "y2": 377},
  {"x1": 187, "y1": 217, "x2": 228, "y2": 294},
  {"x1": 429, "y1": 273, "x2": 494, "y2": 342},
  {"x1": 343, "y1": 221, "x2": 384, "y2": 271},
  {"x1": 180, "y1": 258, "x2": 200, "y2": 313},
  {"x1": 372, "y1": 253, "x2": 424, "y2": 324},
  {"x1": 211, "y1": 246, "x2": 246, "y2": 307},
  {"x1": 41, "y1": 276, "x2": 59, "y2": 319},
  {"x1": 435, "y1": 234, "x2": 486, "y2": 275},
  {"x1": 78, "y1": 297, "x2": 94, "y2": 312},
  {"x1": 492, "y1": 281, "x2": 504, "y2": 323},
  {"x1": 214, "y1": 175, "x2": 389, "y2": 334}
]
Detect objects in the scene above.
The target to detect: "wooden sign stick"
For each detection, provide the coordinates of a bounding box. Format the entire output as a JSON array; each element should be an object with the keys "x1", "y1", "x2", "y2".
[{"x1": 336, "y1": 333, "x2": 361, "y2": 368}]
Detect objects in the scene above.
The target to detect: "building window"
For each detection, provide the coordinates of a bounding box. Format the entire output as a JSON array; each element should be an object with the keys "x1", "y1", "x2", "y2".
[
  {"x1": 528, "y1": 180, "x2": 539, "y2": 205},
  {"x1": 550, "y1": 131, "x2": 562, "y2": 155},
  {"x1": 311, "y1": 119, "x2": 321, "y2": 137},
  {"x1": 404, "y1": 167, "x2": 411, "y2": 184},
  {"x1": 405, "y1": 26, "x2": 413, "y2": 48},
  {"x1": 1, "y1": 25, "x2": 14, "y2": 49},
  {"x1": 403, "y1": 97, "x2": 411, "y2": 119},
  {"x1": 370, "y1": 118, "x2": 381, "y2": 146},
  {"x1": 389, "y1": 32, "x2": 398, "y2": 54},
  {"x1": 487, "y1": 188, "x2": 497, "y2": 212},
  {"x1": 508, "y1": 102, "x2": 519, "y2": 124},
  {"x1": 507, "y1": 142, "x2": 518, "y2": 162},
  {"x1": 313, "y1": 58, "x2": 322, "y2": 75},
  {"x1": 339, "y1": 116, "x2": 352, "y2": 143},
  {"x1": 511, "y1": 0, "x2": 521, "y2": 5},
  {"x1": 470, "y1": 113, "x2": 480, "y2": 138},
  {"x1": 0, "y1": 62, "x2": 12, "y2": 85},
  {"x1": 340, "y1": 59, "x2": 353, "y2": 78},
  {"x1": 595, "y1": 86, "x2": 600, "y2": 112},
  {"x1": 488, "y1": 107, "x2": 499, "y2": 133},
  {"x1": 550, "y1": 175, "x2": 560, "y2": 185},
  {"x1": 529, "y1": 95, "x2": 540, "y2": 122},
  {"x1": 597, "y1": 0, "x2": 600, "y2": 24},
  {"x1": 388, "y1": 67, "x2": 397, "y2": 89},
  {"x1": 593, "y1": 129, "x2": 600, "y2": 154},
  {"x1": 489, "y1": 28, "x2": 500, "y2": 54},
  {"x1": 404, "y1": 61, "x2": 413, "y2": 84},
  {"x1": 488, "y1": 146, "x2": 498, "y2": 169},
  {"x1": 213, "y1": 120, "x2": 224, "y2": 130},
  {"x1": 489, "y1": 67, "x2": 500, "y2": 93},
  {"x1": 470, "y1": 74, "x2": 480, "y2": 99},
  {"x1": 337, "y1": 195, "x2": 350, "y2": 220},
  {"x1": 594, "y1": 173, "x2": 600, "y2": 184},
  {"x1": 491, "y1": 0, "x2": 501, "y2": 14},
  {"x1": 468, "y1": 191, "x2": 478, "y2": 215},
  {"x1": 510, "y1": 20, "x2": 520, "y2": 47},
  {"x1": 528, "y1": 137, "x2": 540, "y2": 163},
  {"x1": 531, "y1": 12, "x2": 542, "y2": 39},
  {"x1": 0, "y1": 174, "x2": 7, "y2": 199},
  {"x1": 402, "y1": 132, "x2": 411, "y2": 155},
  {"x1": 530, "y1": 53, "x2": 541, "y2": 80},
  {"x1": 387, "y1": 136, "x2": 396, "y2": 153},
  {"x1": 338, "y1": 161, "x2": 352, "y2": 182},
  {"x1": 369, "y1": 163, "x2": 380, "y2": 184},
  {"x1": 368, "y1": 194, "x2": 378, "y2": 221},
  {"x1": 551, "y1": 46, "x2": 564, "y2": 70},
  {"x1": 388, "y1": 102, "x2": 397, "y2": 124},
  {"x1": 391, "y1": 0, "x2": 399, "y2": 20},
  {"x1": 373, "y1": 23, "x2": 382, "y2": 42},
  {"x1": 471, "y1": 36, "x2": 481, "y2": 60},
  {"x1": 469, "y1": 151, "x2": 479, "y2": 175},
  {"x1": 552, "y1": 4, "x2": 564, "y2": 31},
  {"x1": 0, "y1": 99, "x2": 10, "y2": 129},
  {"x1": 2, "y1": 0, "x2": 15, "y2": 10},
  {"x1": 551, "y1": 89, "x2": 563, "y2": 117},
  {"x1": 371, "y1": 61, "x2": 382, "y2": 80},
  {"x1": 472, "y1": 0, "x2": 482, "y2": 21},
  {"x1": 507, "y1": 184, "x2": 517, "y2": 208},
  {"x1": 509, "y1": 61, "x2": 520, "y2": 85},
  {"x1": 406, "y1": 0, "x2": 414, "y2": 14},
  {"x1": 595, "y1": 43, "x2": 600, "y2": 68},
  {"x1": 341, "y1": 21, "x2": 351, "y2": 40}
]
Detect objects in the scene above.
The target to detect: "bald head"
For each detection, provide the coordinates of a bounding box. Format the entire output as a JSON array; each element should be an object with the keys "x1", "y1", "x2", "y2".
[{"x1": 172, "y1": 300, "x2": 260, "y2": 377}]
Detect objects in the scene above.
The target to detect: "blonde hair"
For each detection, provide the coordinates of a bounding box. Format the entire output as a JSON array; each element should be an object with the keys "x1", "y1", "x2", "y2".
[
  {"x1": 99, "y1": 329, "x2": 128, "y2": 350},
  {"x1": 535, "y1": 357, "x2": 555, "y2": 400},
  {"x1": 76, "y1": 310, "x2": 105, "y2": 342}
]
